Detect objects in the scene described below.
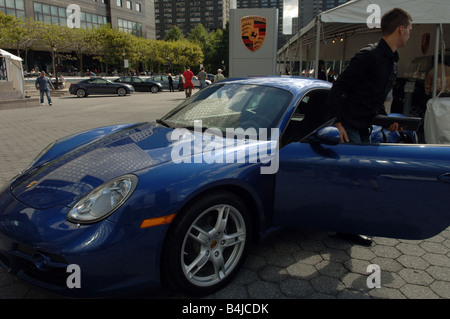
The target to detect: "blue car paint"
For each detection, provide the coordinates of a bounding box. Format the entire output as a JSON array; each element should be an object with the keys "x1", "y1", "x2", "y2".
[{"x1": 0, "y1": 76, "x2": 449, "y2": 297}]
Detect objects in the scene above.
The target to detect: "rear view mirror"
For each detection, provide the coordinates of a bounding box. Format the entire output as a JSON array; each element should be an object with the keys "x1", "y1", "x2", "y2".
[{"x1": 309, "y1": 126, "x2": 340, "y2": 145}]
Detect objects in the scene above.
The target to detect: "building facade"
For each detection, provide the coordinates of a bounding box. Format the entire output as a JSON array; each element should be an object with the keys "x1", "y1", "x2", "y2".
[
  {"x1": 154, "y1": 0, "x2": 232, "y2": 40},
  {"x1": 298, "y1": 0, "x2": 349, "y2": 30},
  {"x1": 0, "y1": 0, "x2": 156, "y2": 39}
]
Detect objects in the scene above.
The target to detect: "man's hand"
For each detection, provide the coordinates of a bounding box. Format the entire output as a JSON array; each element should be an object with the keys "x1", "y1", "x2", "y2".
[
  {"x1": 386, "y1": 122, "x2": 403, "y2": 132},
  {"x1": 334, "y1": 122, "x2": 349, "y2": 143}
]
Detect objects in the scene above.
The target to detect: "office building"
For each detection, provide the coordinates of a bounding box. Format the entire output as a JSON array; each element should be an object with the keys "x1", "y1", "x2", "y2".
[
  {"x1": 154, "y1": 0, "x2": 232, "y2": 40},
  {"x1": 298, "y1": 0, "x2": 349, "y2": 30},
  {"x1": 0, "y1": 0, "x2": 156, "y2": 39}
]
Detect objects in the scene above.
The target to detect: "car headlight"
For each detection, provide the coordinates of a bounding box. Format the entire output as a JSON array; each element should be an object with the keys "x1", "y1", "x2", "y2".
[{"x1": 67, "y1": 174, "x2": 138, "y2": 224}]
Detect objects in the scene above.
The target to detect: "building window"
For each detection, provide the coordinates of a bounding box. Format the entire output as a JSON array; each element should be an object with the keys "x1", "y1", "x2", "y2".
[
  {"x1": 117, "y1": 0, "x2": 122, "y2": 7},
  {"x1": 126, "y1": 0, "x2": 131, "y2": 9},
  {"x1": 0, "y1": 0, "x2": 25, "y2": 19},
  {"x1": 118, "y1": 18, "x2": 142, "y2": 37},
  {"x1": 135, "y1": 3, "x2": 141, "y2": 12},
  {"x1": 33, "y1": 2, "x2": 106, "y2": 28}
]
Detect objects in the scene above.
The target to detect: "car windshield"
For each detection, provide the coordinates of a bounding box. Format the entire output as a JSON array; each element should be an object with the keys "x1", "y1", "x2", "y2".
[{"x1": 161, "y1": 83, "x2": 293, "y2": 136}]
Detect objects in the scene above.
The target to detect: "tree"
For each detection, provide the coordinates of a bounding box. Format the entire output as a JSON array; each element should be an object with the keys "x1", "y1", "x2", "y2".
[
  {"x1": 164, "y1": 26, "x2": 184, "y2": 42},
  {"x1": 0, "y1": 13, "x2": 37, "y2": 66}
]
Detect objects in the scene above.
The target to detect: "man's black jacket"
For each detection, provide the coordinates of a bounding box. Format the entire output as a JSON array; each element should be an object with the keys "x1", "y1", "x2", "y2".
[{"x1": 327, "y1": 38, "x2": 399, "y2": 132}]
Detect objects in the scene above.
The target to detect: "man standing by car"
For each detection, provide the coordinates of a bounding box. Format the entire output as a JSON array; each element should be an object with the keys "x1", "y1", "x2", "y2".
[
  {"x1": 328, "y1": 8, "x2": 412, "y2": 144},
  {"x1": 198, "y1": 67, "x2": 207, "y2": 89},
  {"x1": 327, "y1": 8, "x2": 413, "y2": 246},
  {"x1": 35, "y1": 71, "x2": 54, "y2": 106}
]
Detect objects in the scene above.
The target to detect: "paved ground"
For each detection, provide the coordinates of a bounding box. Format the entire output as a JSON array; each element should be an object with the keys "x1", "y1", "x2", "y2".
[{"x1": 0, "y1": 91, "x2": 449, "y2": 299}]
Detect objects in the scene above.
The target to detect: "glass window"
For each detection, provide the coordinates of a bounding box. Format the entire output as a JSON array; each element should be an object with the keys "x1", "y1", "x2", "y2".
[
  {"x1": 15, "y1": 0, "x2": 24, "y2": 10},
  {"x1": 5, "y1": 0, "x2": 14, "y2": 8}
]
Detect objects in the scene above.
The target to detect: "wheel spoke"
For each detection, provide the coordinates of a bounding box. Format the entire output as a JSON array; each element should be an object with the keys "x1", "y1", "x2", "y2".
[
  {"x1": 213, "y1": 205, "x2": 230, "y2": 235},
  {"x1": 222, "y1": 231, "x2": 246, "y2": 247},
  {"x1": 188, "y1": 225, "x2": 210, "y2": 245},
  {"x1": 211, "y1": 253, "x2": 225, "y2": 280},
  {"x1": 184, "y1": 249, "x2": 210, "y2": 279}
]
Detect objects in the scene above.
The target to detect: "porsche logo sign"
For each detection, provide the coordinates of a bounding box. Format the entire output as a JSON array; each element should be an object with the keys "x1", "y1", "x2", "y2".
[{"x1": 241, "y1": 16, "x2": 267, "y2": 52}]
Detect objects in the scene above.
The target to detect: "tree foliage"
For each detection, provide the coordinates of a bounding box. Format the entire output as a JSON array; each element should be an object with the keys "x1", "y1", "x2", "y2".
[{"x1": 0, "y1": 12, "x2": 227, "y2": 74}]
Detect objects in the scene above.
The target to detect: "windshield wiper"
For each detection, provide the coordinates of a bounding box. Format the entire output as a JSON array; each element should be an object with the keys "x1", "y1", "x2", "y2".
[{"x1": 156, "y1": 119, "x2": 173, "y2": 128}]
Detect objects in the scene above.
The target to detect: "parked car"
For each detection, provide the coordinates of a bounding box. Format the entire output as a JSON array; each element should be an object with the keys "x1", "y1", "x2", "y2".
[
  {"x1": 113, "y1": 76, "x2": 162, "y2": 93},
  {"x1": 150, "y1": 75, "x2": 211, "y2": 90},
  {"x1": 69, "y1": 78, "x2": 134, "y2": 97},
  {"x1": 149, "y1": 75, "x2": 179, "y2": 91},
  {"x1": 0, "y1": 76, "x2": 449, "y2": 298}
]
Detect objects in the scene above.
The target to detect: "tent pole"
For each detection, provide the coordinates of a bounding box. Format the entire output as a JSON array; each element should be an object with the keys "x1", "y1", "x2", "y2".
[
  {"x1": 315, "y1": 17, "x2": 321, "y2": 79},
  {"x1": 432, "y1": 24, "x2": 440, "y2": 99},
  {"x1": 298, "y1": 37, "x2": 303, "y2": 76}
]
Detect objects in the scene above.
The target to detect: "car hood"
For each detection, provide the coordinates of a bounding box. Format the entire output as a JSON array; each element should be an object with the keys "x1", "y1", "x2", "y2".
[{"x1": 10, "y1": 123, "x2": 176, "y2": 209}]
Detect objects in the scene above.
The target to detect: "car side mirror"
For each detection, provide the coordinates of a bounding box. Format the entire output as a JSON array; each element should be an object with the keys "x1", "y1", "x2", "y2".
[{"x1": 309, "y1": 126, "x2": 340, "y2": 145}]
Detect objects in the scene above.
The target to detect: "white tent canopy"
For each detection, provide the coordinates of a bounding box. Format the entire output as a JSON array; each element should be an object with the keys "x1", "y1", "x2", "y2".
[
  {"x1": 278, "y1": 0, "x2": 450, "y2": 90},
  {"x1": 0, "y1": 48, "x2": 25, "y2": 98}
]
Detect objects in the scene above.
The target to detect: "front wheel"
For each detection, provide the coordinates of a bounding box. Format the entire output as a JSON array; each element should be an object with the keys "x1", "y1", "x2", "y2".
[
  {"x1": 117, "y1": 87, "x2": 127, "y2": 96},
  {"x1": 162, "y1": 191, "x2": 252, "y2": 295},
  {"x1": 76, "y1": 88, "x2": 86, "y2": 98},
  {"x1": 150, "y1": 85, "x2": 159, "y2": 94}
]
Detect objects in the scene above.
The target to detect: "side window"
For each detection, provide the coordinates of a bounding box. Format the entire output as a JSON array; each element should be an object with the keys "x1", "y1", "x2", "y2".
[{"x1": 281, "y1": 89, "x2": 331, "y2": 146}]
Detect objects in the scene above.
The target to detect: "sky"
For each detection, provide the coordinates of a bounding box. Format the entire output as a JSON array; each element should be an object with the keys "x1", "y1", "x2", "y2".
[{"x1": 283, "y1": 0, "x2": 299, "y2": 34}]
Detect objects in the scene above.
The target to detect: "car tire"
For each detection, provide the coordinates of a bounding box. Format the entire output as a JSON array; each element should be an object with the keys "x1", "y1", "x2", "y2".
[
  {"x1": 76, "y1": 88, "x2": 86, "y2": 98},
  {"x1": 162, "y1": 191, "x2": 252, "y2": 296},
  {"x1": 117, "y1": 87, "x2": 127, "y2": 96},
  {"x1": 150, "y1": 86, "x2": 159, "y2": 94}
]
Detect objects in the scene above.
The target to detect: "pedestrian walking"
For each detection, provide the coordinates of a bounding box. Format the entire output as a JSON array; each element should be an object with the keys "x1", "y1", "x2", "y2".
[
  {"x1": 35, "y1": 71, "x2": 54, "y2": 106},
  {"x1": 183, "y1": 67, "x2": 194, "y2": 98},
  {"x1": 168, "y1": 73, "x2": 174, "y2": 92}
]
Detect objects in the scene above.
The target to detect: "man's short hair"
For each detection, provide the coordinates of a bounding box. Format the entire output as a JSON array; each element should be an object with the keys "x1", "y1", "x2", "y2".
[{"x1": 381, "y1": 8, "x2": 412, "y2": 36}]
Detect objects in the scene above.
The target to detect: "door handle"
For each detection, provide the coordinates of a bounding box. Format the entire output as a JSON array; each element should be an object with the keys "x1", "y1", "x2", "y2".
[{"x1": 438, "y1": 173, "x2": 450, "y2": 184}]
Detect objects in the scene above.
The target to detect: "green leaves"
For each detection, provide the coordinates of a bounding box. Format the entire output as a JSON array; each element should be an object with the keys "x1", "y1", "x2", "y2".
[{"x1": 0, "y1": 12, "x2": 227, "y2": 73}]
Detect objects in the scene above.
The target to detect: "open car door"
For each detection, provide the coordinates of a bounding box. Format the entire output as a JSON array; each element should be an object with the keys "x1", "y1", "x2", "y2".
[{"x1": 274, "y1": 89, "x2": 450, "y2": 240}]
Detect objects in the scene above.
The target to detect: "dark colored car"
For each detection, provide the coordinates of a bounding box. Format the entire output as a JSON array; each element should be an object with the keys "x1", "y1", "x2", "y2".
[
  {"x1": 69, "y1": 78, "x2": 134, "y2": 97},
  {"x1": 149, "y1": 75, "x2": 180, "y2": 91},
  {"x1": 113, "y1": 76, "x2": 162, "y2": 93},
  {"x1": 0, "y1": 76, "x2": 449, "y2": 298}
]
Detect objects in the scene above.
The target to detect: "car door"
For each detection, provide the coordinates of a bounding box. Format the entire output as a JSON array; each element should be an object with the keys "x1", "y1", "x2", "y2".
[
  {"x1": 90, "y1": 78, "x2": 110, "y2": 94},
  {"x1": 131, "y1": 77, "x2": 144, "y2": 91},
  {"x1": 273, "y1": 90, "x2": 450, "y2": 240}
]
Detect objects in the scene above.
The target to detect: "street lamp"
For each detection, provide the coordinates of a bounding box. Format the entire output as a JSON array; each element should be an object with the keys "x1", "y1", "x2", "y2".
[
  {"x1": 51, "y1": 45, "x2": 58, "y2": 89},
  {"x1": 122, "y1": 51, "x2": 126, "y2": 75}
]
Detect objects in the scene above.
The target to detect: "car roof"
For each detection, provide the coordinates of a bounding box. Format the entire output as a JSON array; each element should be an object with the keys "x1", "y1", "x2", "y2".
[{"x1": 219, "y1": 76, "x2": 331, "y2": 96}]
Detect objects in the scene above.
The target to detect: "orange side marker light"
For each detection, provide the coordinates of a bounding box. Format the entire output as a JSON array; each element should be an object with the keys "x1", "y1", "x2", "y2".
[{"x1": 140, "y1": 213, "x2": 177, "y2": 229}]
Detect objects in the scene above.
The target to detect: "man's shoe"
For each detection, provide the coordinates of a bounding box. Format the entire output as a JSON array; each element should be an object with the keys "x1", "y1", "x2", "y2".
[{"x1": 337, "y1": 233, "x2": 373, "y2": 246}]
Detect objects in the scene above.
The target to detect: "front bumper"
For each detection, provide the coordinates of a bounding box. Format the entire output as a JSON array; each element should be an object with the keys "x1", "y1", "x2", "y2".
[{"x1": 0, "y1": 188, "x2": 167, "y2": 297}]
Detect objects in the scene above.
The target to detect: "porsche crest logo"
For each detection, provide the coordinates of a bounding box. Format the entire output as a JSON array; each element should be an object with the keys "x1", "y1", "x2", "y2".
[{"x1": 241, "y1": 16, "x2": 267, "y2": 52}]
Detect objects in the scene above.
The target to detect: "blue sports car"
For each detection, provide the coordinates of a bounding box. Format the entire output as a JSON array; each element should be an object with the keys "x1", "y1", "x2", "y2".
[{"x1": 0, "y1": 77, "x2": 449, "y2": 297}]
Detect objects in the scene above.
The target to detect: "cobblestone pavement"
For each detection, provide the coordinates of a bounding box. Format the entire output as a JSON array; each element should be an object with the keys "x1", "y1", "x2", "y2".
[{"x1": 0, "y1": 91, "x2": 449, "y2": 299}]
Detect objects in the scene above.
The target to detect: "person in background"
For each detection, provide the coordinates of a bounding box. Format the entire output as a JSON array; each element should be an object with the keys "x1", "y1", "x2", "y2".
[
  {"x1": 183, "y1": 67, "x2": 194, "y2": 98},
  {"x1": 35, "y1": 71, "x2": 54, "y2": 106},
  {"x1": 198, "y1": 67, "x2": 207, "y2": 89},
  {"x1": 214, "y1": 68, "x2": 225, "y2": 83}
]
